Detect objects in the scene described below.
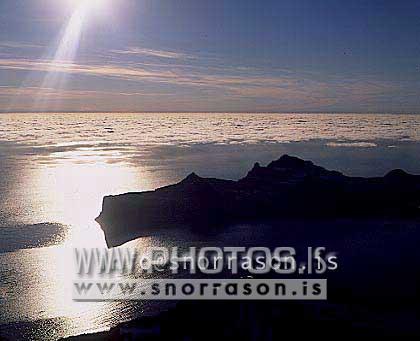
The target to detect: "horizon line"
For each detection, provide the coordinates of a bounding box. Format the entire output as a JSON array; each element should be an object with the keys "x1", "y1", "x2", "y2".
[{"x1": 1, "y1": 111, "x2": 419, "y2": 115}]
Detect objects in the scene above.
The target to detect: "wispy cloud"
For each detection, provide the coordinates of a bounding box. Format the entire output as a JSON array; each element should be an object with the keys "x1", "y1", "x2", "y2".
[
  {"x1": 111, "y1": 47, "x2": 191, "y2": 59},
  {"x1": 0, "y1": 58, "x2": 320, "y2": 94},
  {"x1": 0, "y1": 41, "x2": 44, "y2": 50},
  {"x1": 0, "y1": 56, "x2": 412, "y2": 112},
  {"x1": 0, "y1": 85, "x2": 176, "y2": 102},
  {"x1": 0, "y1": 86, "x2": 116, "y2": 99}
]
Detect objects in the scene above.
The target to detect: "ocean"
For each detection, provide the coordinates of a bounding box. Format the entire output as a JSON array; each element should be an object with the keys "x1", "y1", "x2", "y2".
[{"x1": 1, "y1": 112, "x2": 420, "y2": 339}]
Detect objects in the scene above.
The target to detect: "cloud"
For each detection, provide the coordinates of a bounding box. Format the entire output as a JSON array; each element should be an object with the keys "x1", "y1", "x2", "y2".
[
  {"x1": 0, "y1": 56, "x2": 413, "y2": 112},
  {"x1": 326, "y1": 141, "x2": 377, "y2": 148},
  {"x1": 0, "y1": 58, "x2": 396, "y2": 97},
  {"x1": 0, "y1": 58, "x2": 289, "y2": 91},
  {"x1": 0, "y1": 86, "x2": 116, "y2": 99},
  {"x1": 0, "y1": 58, "x2": 176, "y2": 80},
  {"x1": 0, "y1": 41, "x2": 44, "y2": 50},
  {"x1": 0, "y1": 86, "x2": 176, "y2": 102},
  {"x1": 111, "y1": 47, "x2": 191, "y2": 59}
]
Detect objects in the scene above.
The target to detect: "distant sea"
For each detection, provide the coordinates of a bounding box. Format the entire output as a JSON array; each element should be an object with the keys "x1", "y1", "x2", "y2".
[{"x1": 1, "y1": 112, "x2": 420, "y2": 339}]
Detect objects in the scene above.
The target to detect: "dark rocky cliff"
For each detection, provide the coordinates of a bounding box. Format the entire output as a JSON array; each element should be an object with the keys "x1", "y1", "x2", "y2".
[{"x1": 96, "y1": 155, "x2": 420, "y2": 247}]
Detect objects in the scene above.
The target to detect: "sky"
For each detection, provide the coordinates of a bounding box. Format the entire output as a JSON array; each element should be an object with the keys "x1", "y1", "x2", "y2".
[{"x1": 0, "y1": 0, "x2": 419, "y2": 113}]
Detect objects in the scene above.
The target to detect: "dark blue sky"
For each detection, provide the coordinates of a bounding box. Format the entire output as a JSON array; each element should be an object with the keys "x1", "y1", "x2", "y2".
[{"x1": 0, "y1": 0, "x2": 419, "y2": 112}]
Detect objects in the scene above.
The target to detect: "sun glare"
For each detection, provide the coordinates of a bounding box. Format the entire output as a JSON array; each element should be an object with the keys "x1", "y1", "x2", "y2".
[
  {"x1": 68, "y1": 0, "x2": 107, "y2": 9},
  {"x1": 34, "y1": 0, "x2": 109, "y2": 110}
]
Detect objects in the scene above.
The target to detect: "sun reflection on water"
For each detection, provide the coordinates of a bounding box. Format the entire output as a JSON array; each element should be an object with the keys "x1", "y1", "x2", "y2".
[
  {"x1": 34, "y1": 158, "x2": 147, "y2": 228},
  {"x1": 3, "y1": 235, "x2": 155, "y2": 339},
  {"x1": 0, "y1": 154, "x2": 159, "y2": 337}
]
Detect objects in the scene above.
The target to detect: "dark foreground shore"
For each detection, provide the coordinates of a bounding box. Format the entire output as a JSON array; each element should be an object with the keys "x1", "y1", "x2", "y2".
[{"x1": 66, "y1": 296, "x2": 419, "y2": 340}]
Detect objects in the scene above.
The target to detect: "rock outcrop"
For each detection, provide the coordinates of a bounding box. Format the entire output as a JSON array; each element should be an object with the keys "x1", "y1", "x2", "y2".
[{"x1": 96, "y1": 155, "x2": 420, "y2": 247}]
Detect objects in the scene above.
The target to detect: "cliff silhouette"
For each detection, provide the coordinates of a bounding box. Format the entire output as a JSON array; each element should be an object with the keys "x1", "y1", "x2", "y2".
[{"x1": 96, "y1": 155, "x2": 420, "y2": 247}]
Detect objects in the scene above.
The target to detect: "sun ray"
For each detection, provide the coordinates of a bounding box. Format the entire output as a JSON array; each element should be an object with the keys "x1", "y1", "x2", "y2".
[{"x1": 35, "y1": 1, "x2": 106, "y2": 110}]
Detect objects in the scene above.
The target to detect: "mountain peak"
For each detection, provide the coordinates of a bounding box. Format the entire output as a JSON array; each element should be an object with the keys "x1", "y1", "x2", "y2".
[
  {"x1": 385, "y1": 169, "x2": 411, "y2": 179},
  {"x1": 268, "y1": 155, "x2": 313, "y2": 170},
  {"x1": 184, "y1": 172, "x2": 202, "y2": 181}
]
